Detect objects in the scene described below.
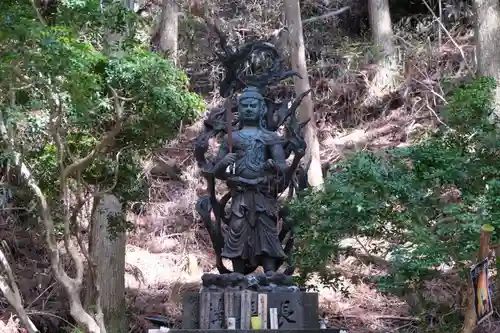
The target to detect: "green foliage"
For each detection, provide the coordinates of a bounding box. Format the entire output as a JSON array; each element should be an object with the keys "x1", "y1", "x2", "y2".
[
  {"x1": 289, "y1": 76, "x2": 500, "y2": 290},
  {"x1": 0, "y1": 1, "x2": 203, "y2": 211}
]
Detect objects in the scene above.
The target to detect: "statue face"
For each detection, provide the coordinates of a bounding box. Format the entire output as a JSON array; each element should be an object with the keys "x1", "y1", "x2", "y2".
[{"x1": 238, "y1": 97, "x2": 261, "y2": 122}]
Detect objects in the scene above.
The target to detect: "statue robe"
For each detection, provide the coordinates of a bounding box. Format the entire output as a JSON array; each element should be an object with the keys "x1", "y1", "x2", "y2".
[{"x1": 219, "y1": 128, "x2": 287, "y2": 265}]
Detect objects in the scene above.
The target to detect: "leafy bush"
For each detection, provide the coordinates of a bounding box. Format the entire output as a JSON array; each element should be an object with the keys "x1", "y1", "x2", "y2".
[
  {"x1": 289, "y1": 76, "x2": 500, "y2": 290},
  {"x1": 0, "y1": 2, "x2": 203, "y2": 330},
  {"x1": 0, "y1": 0, "x2": 203, "y2": 207}
]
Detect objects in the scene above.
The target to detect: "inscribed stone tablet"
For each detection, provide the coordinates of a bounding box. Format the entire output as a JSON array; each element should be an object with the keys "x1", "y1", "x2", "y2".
[
  {"x1": 224, "y1": 291, "x2": 235, "y2": 328},
  {"x1": 303, "y1": 292, "x2": 319, "y2": 329},
  {"x1": 258, "y1": 293, "x2": 268, "y2": 329},
  {"x1": 240, "y1": 290, "x2": 252, "y2": 329},
  {"x1": 208, "y1": 292, "x2": 224, "y2": 329},
  {"x1": 234, "y1": 291, "x2": 242, "y2": 328},
  {"x1": 199, "y1": 291, "x2": 210, "y2": 329},
  {"x1": 181, "y1": 292, "x2": 199, "y2": 329},
  {"x1": 267, "y1": 292, "x2": 304, "y2": 329},
  {"x1": 250, "y1": 292, "x2": 258, "y2": 317}
]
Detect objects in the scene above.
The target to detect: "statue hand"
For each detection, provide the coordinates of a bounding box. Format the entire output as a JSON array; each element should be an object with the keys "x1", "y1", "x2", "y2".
[
  {"x1": 222, "y1": 152, "x2": 238, "y2": 166},
  {"x1": 295, "y1": 147, "x2": 305, "y2": 158},
  {"x1": 264, "y1": 159, "x2": 277, "y2": 172}
]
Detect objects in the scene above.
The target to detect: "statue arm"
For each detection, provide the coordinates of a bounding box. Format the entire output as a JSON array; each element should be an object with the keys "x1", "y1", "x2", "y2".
[
  {"x1": 269, "y1": 142, "x2": 288, "y2": 174},
  {"x1": 211, "y1": 135, "x2": 231, "y2": 179}
]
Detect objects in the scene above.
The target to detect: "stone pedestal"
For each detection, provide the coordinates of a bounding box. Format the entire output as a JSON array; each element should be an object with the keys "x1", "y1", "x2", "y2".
[
  {"x1": 170, "y1": 328, "x2": 349, "y2": 333},
  {"x1": 181, "y1": 291, "x2": 320, "y2": 330}
]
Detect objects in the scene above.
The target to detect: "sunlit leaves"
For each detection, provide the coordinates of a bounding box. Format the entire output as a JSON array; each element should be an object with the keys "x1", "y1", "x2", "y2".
[
  {"x1": 0, "y1": 0, "x2": 203, "y2": 206},
  {"x1": 288, "y1": 77, "x2": 500, "y2": 289}
]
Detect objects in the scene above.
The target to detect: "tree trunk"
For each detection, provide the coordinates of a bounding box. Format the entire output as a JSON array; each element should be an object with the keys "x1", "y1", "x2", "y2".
[
  {"x1": 153, "y1": 0, "x2": 179, "y2": 64},
  {"x1": 367, "y1": 0, "x2": 397, "y2": 96},
  {"x1": 88, "y1": 194, "x2": 127, "y2": 333},
  {"x1": 473, "y1": 0, "x2": 500, "y2": 315},
  {"x1": 124, "y1": 0, "x2": 134, "y2": 9},
  {"x1": 473, "y1": 0, "x2": 500, "y2": 120},
  {"x1": 283, "y1": 0, "x2": 323, "y2": 188},
  {"x1": 104, "y1": 0, "x2": 135, "y2": 52}
]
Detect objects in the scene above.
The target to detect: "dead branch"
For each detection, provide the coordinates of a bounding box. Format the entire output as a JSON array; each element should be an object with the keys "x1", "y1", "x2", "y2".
[
  {"x1": 330, "y1": 314, "x2": 419, "y2": 322},
  {"x1": 302, "y1": 6, "x2": 350, "y2": 24},
  {"x1": 0, "y1": 244, "x2": 40, "y2": 333},
  {"x1": 421, "y1": 0, "x2": 473, "y2": 75},
  {"x1": 322, "y1": 121, "x2": 404, "y2": 152}
]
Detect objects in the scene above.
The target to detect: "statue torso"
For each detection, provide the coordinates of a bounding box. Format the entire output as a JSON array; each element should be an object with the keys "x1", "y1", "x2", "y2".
[{"x1": 232, "y1": 127, "x2": 271, "y2": 179}]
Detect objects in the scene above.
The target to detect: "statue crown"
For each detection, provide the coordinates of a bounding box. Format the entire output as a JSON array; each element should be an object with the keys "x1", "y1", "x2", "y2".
[{"x1": 237, "y1": 86, "x2": 264, "y2": 103}]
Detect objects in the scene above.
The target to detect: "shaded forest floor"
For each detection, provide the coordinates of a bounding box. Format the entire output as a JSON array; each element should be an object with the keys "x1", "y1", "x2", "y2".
[{"x1": 1, "y1": 4, "x2": 499, "y2": 333}]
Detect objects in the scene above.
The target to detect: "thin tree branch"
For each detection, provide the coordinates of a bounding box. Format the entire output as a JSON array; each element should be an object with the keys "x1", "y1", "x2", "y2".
[
  {"x1": 50, "y1": 97, "x2": 85, "y2": 286},
  {"x1": 61, "y1": 87, "x2": 124, "y2": 181},
  {"x1": 30, "y1": 0, "x2": 47, "y2": 25},
  {"x1": 94, "y1": 146, "x2": 130, "y2": 198},
  {"x1": 0, "y1": 244, "x2": 40, "y2": 333},
  {"x1": 421, "y1": 0, "x2": 474, "y2": 75},
  {"x1": 302, "y1": 6, "x2": 350, "y2": 24}
]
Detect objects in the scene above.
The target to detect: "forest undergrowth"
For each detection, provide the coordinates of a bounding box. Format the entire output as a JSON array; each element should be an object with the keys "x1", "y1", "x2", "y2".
[{"x1": 0, "y1": 1, "x2": 490, "y2": 333}]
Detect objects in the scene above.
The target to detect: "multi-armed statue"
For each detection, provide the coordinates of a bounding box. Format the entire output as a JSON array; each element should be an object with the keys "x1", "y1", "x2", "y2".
[
  {"x1": 194, "y1": 27, "x2": 311, "y2": 284},
  {"x1": 181, "y1": 25, "x2": 346, "y2": 333}
]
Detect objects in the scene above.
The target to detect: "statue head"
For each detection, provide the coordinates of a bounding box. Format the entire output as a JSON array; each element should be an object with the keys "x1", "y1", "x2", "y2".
[{"x1": 237, "y1": 87, "x2": 265, "y2": 125}]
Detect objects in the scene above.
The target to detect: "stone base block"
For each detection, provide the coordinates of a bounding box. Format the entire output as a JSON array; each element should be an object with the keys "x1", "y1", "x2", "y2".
[
  {"x1": 168, "y1": 328, "x2": 349, "y2": 333},
  {"x1": 181, "y1": 291, "x2": 319, "y2": 330}
]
